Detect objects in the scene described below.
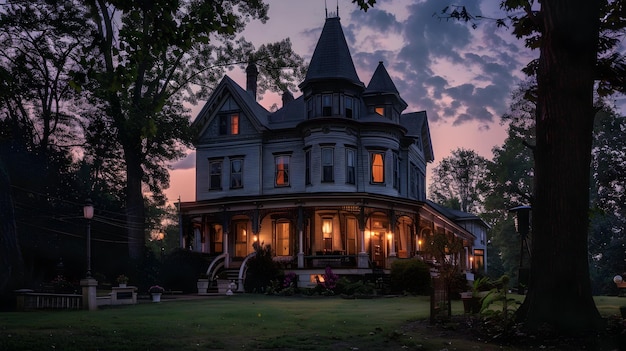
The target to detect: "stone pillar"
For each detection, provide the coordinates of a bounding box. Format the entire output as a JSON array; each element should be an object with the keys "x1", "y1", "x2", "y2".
[{"x1": 80, "y1": 277, "x2": 98, "y2": 311}]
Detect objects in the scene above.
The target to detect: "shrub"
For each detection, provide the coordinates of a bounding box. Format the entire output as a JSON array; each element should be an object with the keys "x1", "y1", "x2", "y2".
[
  {"x1": 160, "y1": 248, "x2": 212, "y2": 293},
  {"x1": 244, "y1": 242, "x2": 280, "y2": 293},
  {"x1": 390, "y1": 259, "x2": 431, "y2": 295}
]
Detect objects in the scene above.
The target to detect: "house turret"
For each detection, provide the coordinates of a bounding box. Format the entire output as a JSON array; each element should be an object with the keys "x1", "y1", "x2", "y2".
[
  {"x1": 363, "y1": 61, "x2": 408, "y2": 123},
  {"x1": 299, "y1": 16, "x2": 364, "y2": 119}
]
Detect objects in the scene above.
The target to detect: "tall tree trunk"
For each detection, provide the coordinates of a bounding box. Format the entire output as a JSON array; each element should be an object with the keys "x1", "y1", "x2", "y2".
[
  {"x1": 124, "y1": 147, "x2": 145, "y2": 260},
  {"x1": 0, "y1": 162, "x2": 24, "y2": 298},
  {"x1": 518, "y1": 0, "x2": 603, "y2": 332}
]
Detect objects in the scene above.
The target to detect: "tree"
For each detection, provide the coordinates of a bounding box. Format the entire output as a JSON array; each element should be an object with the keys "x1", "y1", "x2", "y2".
[
  {"x1": 358, "y1": 0, "x2": 626, "y2": 332},
  {"x1": 483, "y1": 82, "x2": 536, "y2": 284},
  {"x1": 588, "y1": 105, "x2": 626, "y2": 294},
  {"x1": 428, "y1": 148, "x2": 489, "y2": 213},
  {"x1": 0, "y1": 1, "x2": 87, "y2": 155},
  {"x1": 81, "y1": 0, "x2": 305, "y2": 259}
]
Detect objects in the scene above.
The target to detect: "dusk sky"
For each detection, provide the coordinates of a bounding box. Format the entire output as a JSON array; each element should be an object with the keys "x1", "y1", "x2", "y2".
[{"x1": 164, "y1": 0, "x2": 625, "y2": 205}]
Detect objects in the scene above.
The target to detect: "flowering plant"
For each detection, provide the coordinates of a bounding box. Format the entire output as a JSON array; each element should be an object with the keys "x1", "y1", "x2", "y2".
[
  {"x1": 315, "y1": 266, "x2": 339, "y2": 295},
  {"x1": 149, "y1": 285, "x2": 165, "y2": 293},
  {"x1": 116, "y1": 274, "x2": 129, "y2": 284}
]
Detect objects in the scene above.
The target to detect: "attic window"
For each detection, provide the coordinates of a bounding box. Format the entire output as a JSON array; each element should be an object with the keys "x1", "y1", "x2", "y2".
[
  {"x1": 219, "y1": 113, "x2": 240, "y2": 135},
  {"x1": 375, "y1": 107, "x2": 385, "y2": 116}
]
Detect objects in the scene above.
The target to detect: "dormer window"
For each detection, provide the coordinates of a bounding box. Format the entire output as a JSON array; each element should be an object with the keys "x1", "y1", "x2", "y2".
[
  {"x1": 322, "y1": 94, "x2": 332, "y2": 116},
  {"x1": 375, "y1": 106, "x2": 385, "y2": 116}
]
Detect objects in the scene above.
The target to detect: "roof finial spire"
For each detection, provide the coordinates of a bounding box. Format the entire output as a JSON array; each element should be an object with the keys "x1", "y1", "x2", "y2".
[
  {"x1": 325, "y1": 0, "x2": 339, "y2": 19},
  {"x1": 325, "y1": 0, "x2": 328, "y2": 18}
]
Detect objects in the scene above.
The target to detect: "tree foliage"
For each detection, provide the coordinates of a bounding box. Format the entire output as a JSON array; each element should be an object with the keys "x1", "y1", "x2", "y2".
[
  {"x1": 429, "y1": 148, "x2": 489, "y2": 213},
  {"x1": 80, "y1": 0, "x2": 306, "y2": 259}
]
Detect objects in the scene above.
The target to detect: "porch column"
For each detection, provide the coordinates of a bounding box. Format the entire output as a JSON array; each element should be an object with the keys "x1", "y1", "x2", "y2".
[
  {"x1": 222, "y1": 207, "x2": 230, "y2": 269},
  {"x1": 297, "y1": 206, "x2": 304, "y2": 268},
  {"x1": 357, "y1": 205, "x2": 369, "y2": 268},
  {"x1": 389, "y1": 210, "x2": 397, "y2": 257}
]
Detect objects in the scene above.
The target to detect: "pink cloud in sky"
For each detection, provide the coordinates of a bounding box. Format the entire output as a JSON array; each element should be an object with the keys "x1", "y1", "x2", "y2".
[{"x1": 165, "y1": 0, "x2": 535, "y2": 204}]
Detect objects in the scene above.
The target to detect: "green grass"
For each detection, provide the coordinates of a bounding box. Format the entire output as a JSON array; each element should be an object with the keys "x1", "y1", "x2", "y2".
[{"x1": 0, "y1": 294, "x2": 622, "y2": 350}]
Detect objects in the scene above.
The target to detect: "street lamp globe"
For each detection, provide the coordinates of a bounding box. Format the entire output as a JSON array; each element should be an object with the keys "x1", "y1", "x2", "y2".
[{"x1": 83, "y1": 199, "x2": 94, "y2": 220}]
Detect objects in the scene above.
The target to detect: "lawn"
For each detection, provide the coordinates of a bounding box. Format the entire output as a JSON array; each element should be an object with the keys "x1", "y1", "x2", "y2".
[{"x1": 0, "y1": 294, "x2": 623, "y2": 350}]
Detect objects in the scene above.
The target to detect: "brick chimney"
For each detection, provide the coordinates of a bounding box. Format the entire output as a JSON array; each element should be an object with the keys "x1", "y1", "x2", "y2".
[
  {"x1": 246, "y1": 60, "x2": 258, "y2": 100},
  {"x1": 282, "y1": 90, "x2": 294, "y2": 107}
]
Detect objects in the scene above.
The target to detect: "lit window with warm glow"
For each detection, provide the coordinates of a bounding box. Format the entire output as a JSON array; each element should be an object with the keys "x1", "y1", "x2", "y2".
[
  {"x1": 371, "y1": 152, "x2": 384, "y2": 183},
  {"x1": 230, "y1": 114, "x2": 239, "y2": 134},
  {"x1": 375, "y1": 106, "x2": 384, "y2": 116},
  {"x1": 275, "y1": 155, "x2": 290, "y2": 186},
  {"x1": 276, "y1": 221, "x2": 291, "y2": 256},
  {"x1": 322, "y1": 218, "x2": 333, "y2": 237}
]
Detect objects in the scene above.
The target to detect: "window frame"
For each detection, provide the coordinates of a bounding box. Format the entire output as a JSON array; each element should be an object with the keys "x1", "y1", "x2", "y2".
[
  {"x1": 275, "y1": 220, "x2": 292, "y2": 256},
  {"x1": 393, "y1": 152, "x2": 400, "y2": 190},
  {"x1": 209, "y1": 159, "x2": 223, "y2": 190},
  {"x1": 305, "y1": 148, "x2": 311, "y2": 185},
  {"x1": 274, "y1": 155, "x2": 290, "y2": 187},
  {"x1": 370, "y1": 151, "x2": 385, "y2": 184},
  {"x1": 322, "y1": 94, "x2": 332, "y2": 116},
  {"x1": 219, "y1": 113, "x2": 240, "y2": 135},
  {"x1": 345, "y1": 96, "x2": 354, "y2": 118},
  {"x1": 346, "y1": 148, "x2": 356, "y2": 185},
  {"x1": 230, "y1": 158, "x2": 244, "y2": 189},
  {"x1": 321, "y1": 146, "x2": 334, "y2": 183}
]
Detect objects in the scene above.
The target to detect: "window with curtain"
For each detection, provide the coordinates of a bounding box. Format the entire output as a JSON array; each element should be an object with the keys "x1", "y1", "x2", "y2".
[
  {"x1": 371, "y1": 152, "x2": 384, "y2": 183},
  {"x1": 276, "y1": 221, "x2": 291, "y2": 256},
  {"x1": 230, "y1": 158, "x2": 243, "y2": 189},
  {"x1": 275, "y1": 155, "x2": 290, "y2": 186}
]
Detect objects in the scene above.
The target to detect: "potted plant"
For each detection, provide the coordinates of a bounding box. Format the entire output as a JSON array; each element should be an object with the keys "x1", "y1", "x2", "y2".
[
  {"x1": 149, "y1": 285, "x2": 165, "y2": 302},
  {"x1": 216, "y1": 271, "x2": 231, "y2": 294},
  {"x1": 197, "y1": 273, "x2": 209, "y2": 295},
  {"x1": 116, "y1": 274, "x2": 129, "y2": 287}
]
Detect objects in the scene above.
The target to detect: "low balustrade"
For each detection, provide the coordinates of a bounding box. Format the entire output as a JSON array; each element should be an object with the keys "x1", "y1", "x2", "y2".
[
  {"x1": 305, "y1": 252, "x2": 357, "y2": 268},
  {"x1": 15, "y1": 290, "x2": 82, "y2": 311}
]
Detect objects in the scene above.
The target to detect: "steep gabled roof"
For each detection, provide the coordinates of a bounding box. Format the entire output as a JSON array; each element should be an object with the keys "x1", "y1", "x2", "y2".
[
  {"x1": 300, "y1": 16, "x2": 363, "y2": 88},
  {"x1": 192, "y1": 75, "x2": 270, "y2": 139},
  {"x1": 400, "y1": 111, "x2": 434, "y2": 162}
]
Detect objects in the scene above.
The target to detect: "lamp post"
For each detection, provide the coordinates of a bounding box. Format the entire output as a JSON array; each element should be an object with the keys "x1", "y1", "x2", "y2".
[
  {"x1": 509, "y1": 205, "x2": 531, "y2": 294},
  {"x1": 83, "y1": 199, "x2": 94, "y2": 277},
  {"x1": 81, "y1": 198, "x2": 97, "y2": 310}
]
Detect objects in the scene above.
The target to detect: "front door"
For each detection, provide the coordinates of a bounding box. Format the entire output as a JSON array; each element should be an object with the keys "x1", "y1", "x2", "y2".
[
  {"x1": 371, "y1": 232, "x2": 384, "y2": 268},
  {"x1": 234, "y1": 221, "x2": 248, "y2": 258}
]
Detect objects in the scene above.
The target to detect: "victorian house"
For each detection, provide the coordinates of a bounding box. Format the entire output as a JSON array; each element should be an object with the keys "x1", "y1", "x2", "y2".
[{"x1": 178, "y1": 14, "x2": 488, "y2": 289}]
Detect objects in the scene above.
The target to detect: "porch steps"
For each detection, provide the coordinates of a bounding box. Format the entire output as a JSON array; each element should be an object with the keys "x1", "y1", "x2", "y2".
[{"x1": 208, "y1": 268, "x2": 241, "y2": 293}]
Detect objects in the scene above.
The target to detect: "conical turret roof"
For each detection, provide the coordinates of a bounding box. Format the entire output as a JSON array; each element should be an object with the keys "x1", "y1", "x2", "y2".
[
  {"x1": 364, "y1": 61, "x2": 399, "y2": 94},
  {"x1": 300, "y1": 16, "x2": 363, "y2": 88}
]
